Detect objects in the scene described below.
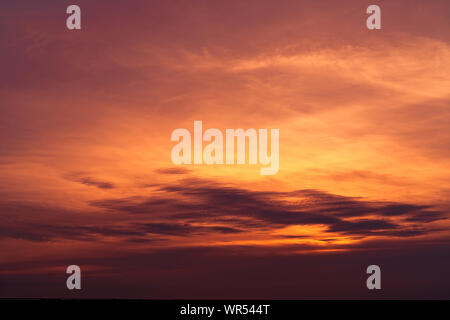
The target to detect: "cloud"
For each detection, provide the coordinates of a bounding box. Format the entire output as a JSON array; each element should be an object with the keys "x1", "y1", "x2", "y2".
[
  {"x1": 140, "y1": 223, "x2": 243, "y2": 236},
  {"x1": 154, "y1": 167, "x2": 191, "y2": 175},
  {"x1": 0, "y1": 220, "x2": 144, "y2": 242},
  {"x1": 64, "y1": 172, "x2": 115, "y2": 189},
  {"x1": 89, "y1": 178, "x2": 447, "y2": 239},
  {"x1": 0, "y1": 175, "x2": 446, "y2": 245},
  {"x1": 0, "y1": 221, "x2": 242, "y2": 243}
]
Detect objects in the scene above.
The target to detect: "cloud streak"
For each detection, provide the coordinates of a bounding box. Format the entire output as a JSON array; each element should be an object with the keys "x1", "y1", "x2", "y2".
[
  {"x1": 1, "y1": 176, "x2": 445, "y2": 245},
  {"x1": 64, "y1": 172, "x2": 116, "y2": 189}
]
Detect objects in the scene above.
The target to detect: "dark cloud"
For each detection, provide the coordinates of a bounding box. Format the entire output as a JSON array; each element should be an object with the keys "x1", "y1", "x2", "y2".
[
  {"x1": 64, "y1": 172, "x2": 115, "y2": 189},
  {"x1": 139, "y1": 222, "x2": 243, "y2": 236},
  {"x1": 0, "y1": 218, "x2": 242, "y2": 243},
  {"x1": 405, "y1": 210, "x2": 445, "y2": 223},
  {"x1": 154, "y1": 168, "x2": 191, "y2": 175},
  {"x1": 89, "y1": 179, "x2": 447, "y2": 239},
  {"x1": 327, "y1": 219, "x2": 398, "y2": 233},
  {"x1": 77, "y1": 177, "x2": 115, "y2": 189},
  {"x1": 0, "y1": 178, "x2": 447, "y2": 243},
  {"x1": 0, "y1": 222, "x2": 142, "y2": 242},
  {"x1": 0, "y1": 196, "x2": 244, "y2": 242}
]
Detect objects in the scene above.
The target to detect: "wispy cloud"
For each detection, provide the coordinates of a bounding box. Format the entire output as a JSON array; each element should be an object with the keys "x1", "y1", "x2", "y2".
[{"x1": 64, "y1": 172, "x2": 115, "y2": 189}]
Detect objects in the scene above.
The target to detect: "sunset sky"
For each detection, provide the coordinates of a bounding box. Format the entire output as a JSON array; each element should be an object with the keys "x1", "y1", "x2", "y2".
[{"x1": 0, "y1": 0, "x2": 449, "y2": 298}]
